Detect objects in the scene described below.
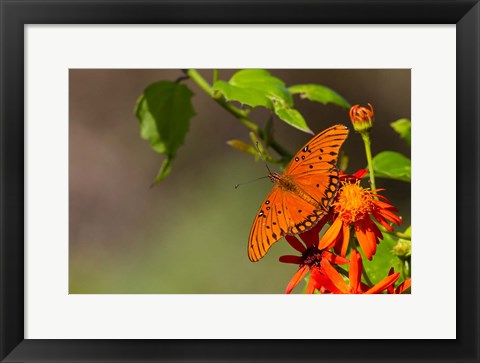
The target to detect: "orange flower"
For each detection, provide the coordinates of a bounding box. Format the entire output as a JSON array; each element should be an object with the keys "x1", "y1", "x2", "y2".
[
  {"x1": 279, "y1": 217, "x2": 349, "y2": 294},
  {"x1": 318, "y1": 175, "x2": 402, "y2": 260},
  {"x1": 387, "y1": 268, "x2": 412, "y2": 294},
  {"x1": 350, "y1": 103, "x2": 374, "y2": 133},
  {"x1": 313, "y1": 250, "x2": 400, "y2": 294}
]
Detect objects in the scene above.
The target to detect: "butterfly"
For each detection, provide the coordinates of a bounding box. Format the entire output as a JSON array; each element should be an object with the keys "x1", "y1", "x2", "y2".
[{"x1": 248, "y1": 124, "x2": 349, "y2": 262}]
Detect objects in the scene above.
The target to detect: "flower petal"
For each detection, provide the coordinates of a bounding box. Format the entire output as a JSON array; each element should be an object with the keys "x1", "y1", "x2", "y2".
[
  {"x1": 305, "y1": 277, "x2": 316, "y2": 294},
  {"x1": 311, "y1": 269, "x2": 344, "y2": 294},
  {"x1": 372, "y1": 210, "x2": 394, "y2": 231},
  {"x1": 396, "y1": 278, "x2": 412, "y2": 294},
  {"x1": 340, "y1": 223, "x2": 350, "y2": 257},
  {"x1": 285, "y1": 265, "x2": 309, "y2": 294},
  {"x1": 320, "y1": 259, "x2": 349, "y2": 293},
  {"x1": 324, "y1": 251, "x2": 349, "y2": 265},
  {"x1": 376, "y1": 207, "x2": 402, "y2": 225},
  {"x1": 354, "y1": 219, "x2": 377, "y2": 260},
  {"x1": 353, "y1": 169, "x2": 368, "y2": 179},
  {"x1": 279, "y1": 255, "x2": 303, "y2": 264},
  {"x1": 365, "y1": 272, "x2": 400, "y2": 294},
  {"x1": 285, "y1": 235, "x2": 306, "y2": 253},
  {"x1": 349, "y1": 250, "x2": 363, "y2": 292},
  {"x1": 387, "y1": 268, "x2": 396, "y2": 294},
  {"x1": 319, "y1": 218, "x2": 343, "y2": 250}
]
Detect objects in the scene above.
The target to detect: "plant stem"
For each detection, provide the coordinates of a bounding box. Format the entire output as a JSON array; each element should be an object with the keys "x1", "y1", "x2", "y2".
[
  {"x1": 380, "y1": 226, "x2": 411, "y2": 241},
  {"x1": 213, "y1": 69, "x2": 219, "y2": 84},
  {"x1": 186, "y1": 69, "x2": 292, "y2": 161},
  {"x1": 361, "y1": 133, "x2": 376, "y2": 190},
  {"x1": 362, "y1": 267, "x2": 374, "y2": 287}
]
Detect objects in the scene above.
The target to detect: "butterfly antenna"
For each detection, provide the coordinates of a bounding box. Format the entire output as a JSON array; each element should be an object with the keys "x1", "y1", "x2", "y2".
[
  {"x1": 254, "y1": 141, "x2": 272, "y2": 174},
  {"x1": 235, "y1": 176, "x2": 269, "y2": 189}
]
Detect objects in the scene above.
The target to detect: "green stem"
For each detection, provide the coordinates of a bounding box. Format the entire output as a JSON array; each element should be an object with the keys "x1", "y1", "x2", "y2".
[
  {"x1": 213, "y1": 69, "x2": 219, "y2": 84},
  {"x1": 361, "y1": 267, "x2": 374, "y2": 287},
  {"x1": 380, "y1": 226, "x2": 411, "y2": 241},
  {"x1": 361, "y1": 133, "x2": 376, "y2": 190},
  {"x1": 186, "y1": 69, "x2": 292, "y2": 161},
  {"x1": 335, "y1": 265, "x2": 349, "y2": 278}
]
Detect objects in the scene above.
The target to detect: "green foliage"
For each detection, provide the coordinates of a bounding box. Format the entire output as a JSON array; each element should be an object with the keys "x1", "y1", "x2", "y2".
[
  {"x1": 289, "y1": 84, "x2": 351, "y2": 109},
  {"x1": 135, "y1": 81, "x2": 196, "y2": 184},
  {"x1": 273, "y1": 106, "x2": 312, "y2": 134},
  {"x1": 372, "y1": 151, "x2": 411, "y2": 182},
  {"x1": 391, "y1": 118, "x2": 411, "y2": 145},
  {"x1": 361, "y1": 234, "x2": 401, "y2": 284},
  {"x1": 212, "y1": 69, "x2": 312, "y2": 133}
]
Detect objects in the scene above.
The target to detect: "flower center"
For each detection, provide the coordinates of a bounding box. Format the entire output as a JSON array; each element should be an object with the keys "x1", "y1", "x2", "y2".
[
  {"x1": 334, "y1": 182, "x2": 374, "y2": 223},
  {"x1": 302, "y1": 247, "x2": 324, "y2": 267}
]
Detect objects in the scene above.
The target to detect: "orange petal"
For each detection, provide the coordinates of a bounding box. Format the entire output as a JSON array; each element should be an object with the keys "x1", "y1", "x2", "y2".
[
  {"x1": 305, "y1": 278, "x2": 316, "y2": 294},
  {"x1": 354, "y1": 221, "x2": 377, "y2": 260},
  {"x1": 377, "y1": 208, "x2": 402, "y2": 225},
  {"x1": 319, "y1": 218, "x2": 343, "y2": 250},
  {"x1": 348, "y1": 250, "x2": 363, "y2": 291},
  {"x1": 365, "y1": 273, "x2": 400, "y2": 294},
  {"x1": 311, "y1": 269, "x2": 344, "y2": 294},
  {"x1": 397, "y1": 278, "x2": 412, "y2": 294},
  {"x1": 324, "y1": 251, "x2": 349, "y2": 265},
  {"x1": 340, "y1": 223, "x2": 350, "y2": 257},
  {"x1": 285, "y1": 265, "x2": 309, "y2": 294},
  {"x1": 320, "y1": 259, "x2": 349, "y2": 293}
]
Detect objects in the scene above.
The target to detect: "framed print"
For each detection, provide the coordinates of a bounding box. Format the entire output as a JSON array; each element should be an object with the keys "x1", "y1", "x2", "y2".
[{"x1": 1, "y1": 1, "x2": 479, "y2": 362}]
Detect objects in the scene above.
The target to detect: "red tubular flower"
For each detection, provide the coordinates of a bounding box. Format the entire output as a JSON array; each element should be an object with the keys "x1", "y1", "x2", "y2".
[
  {"x1": 318, "y1": 172, "x2": 402, "y2": 260},
  {"x1": 313, "y1": 250, "x2": 400, "y2": 294},
  {"x1": 279, "y1": 216, "x2": 349, "y2": 294}
]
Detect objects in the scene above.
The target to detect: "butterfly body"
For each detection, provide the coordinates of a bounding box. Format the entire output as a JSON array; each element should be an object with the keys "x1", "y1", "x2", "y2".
[
  {"x1": 248, "y1": 124, "x2": 349, "y2": 262},
  {"x1": 268, "y1": 172, "x2": 323, "y2": 209}
]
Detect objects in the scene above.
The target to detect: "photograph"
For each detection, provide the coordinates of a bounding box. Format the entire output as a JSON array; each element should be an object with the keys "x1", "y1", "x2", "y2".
[{"x1": 69, "y1": 69, "x2": 411, "y2": 294}]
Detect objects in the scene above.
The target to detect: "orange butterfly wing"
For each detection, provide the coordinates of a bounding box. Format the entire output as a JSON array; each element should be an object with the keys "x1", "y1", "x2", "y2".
[{"x1": 248, "y1": 124, "x2": 349, "y2": 262}]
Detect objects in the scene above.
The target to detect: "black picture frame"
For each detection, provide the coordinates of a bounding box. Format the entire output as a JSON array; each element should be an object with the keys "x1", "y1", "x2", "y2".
[{"x1": 1, "y1": 1, "x2": 479, "y2": 362}]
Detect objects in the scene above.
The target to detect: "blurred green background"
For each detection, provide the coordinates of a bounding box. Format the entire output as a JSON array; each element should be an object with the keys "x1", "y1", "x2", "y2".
[{"x1": 69, "y1": 69, "x2": 411, "y2": 294}]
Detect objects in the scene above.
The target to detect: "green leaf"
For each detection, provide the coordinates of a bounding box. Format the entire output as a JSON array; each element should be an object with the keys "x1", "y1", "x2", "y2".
[
  {"x1": 212, "y1": 69, "x2": 312, "y2": 133},
  {"x1": 151, "y1": 157, "x2": 173, "y2": 186},
  {"x1": 229, "y1": 69, "x2": 293, "y2": 107},
  {"x1": 226, "y1": 139, "x2": 258, "y2": 156},
  {"x1": 135, "y1": 81, "x2": 196, "y2": 183},
  {"x1": 391, "y1": 118, "x2": 411, "y2": 145},
  {"x1": 212, "y1": 80, "x2": 271, "y2": 109},
  {"x1": 212, "y1": 69, "x2": 292, "y2": 108},
  {"x1": 273, "y1": 105, "x2": 312, "y2": 134},
  {"x1": 289, "y1": 84, "x2": 351, "y2": 109},
  {"x1": 372, "y1": 151, "x2": 411, "y2": 182},
  {"x1": 361, "y1": 234, "x2": 401, "y2": 285}
]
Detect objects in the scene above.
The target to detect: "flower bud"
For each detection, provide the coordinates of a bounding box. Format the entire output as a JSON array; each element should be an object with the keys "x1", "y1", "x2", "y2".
[
  {"x1": 349, "y1": 103, "x2": 374, "y2": 133},
  {"x1": 392, "y1": 239, "x2": 411, "y2": 258}
]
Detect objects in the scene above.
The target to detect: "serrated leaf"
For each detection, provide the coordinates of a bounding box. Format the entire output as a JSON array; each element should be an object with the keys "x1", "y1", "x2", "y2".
[
  {"x1": 372, "y1": 151, "x2": 411, "y2": 182},
  {"x1": 391, "y1": 118, "x2": 411, "y2": 145},
  {"x1": 289, "y1": 84, "x2": 351, "y2": 109},
  {"x1": 135, "y1": 81, "x2": 196, "y2": 183}
]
